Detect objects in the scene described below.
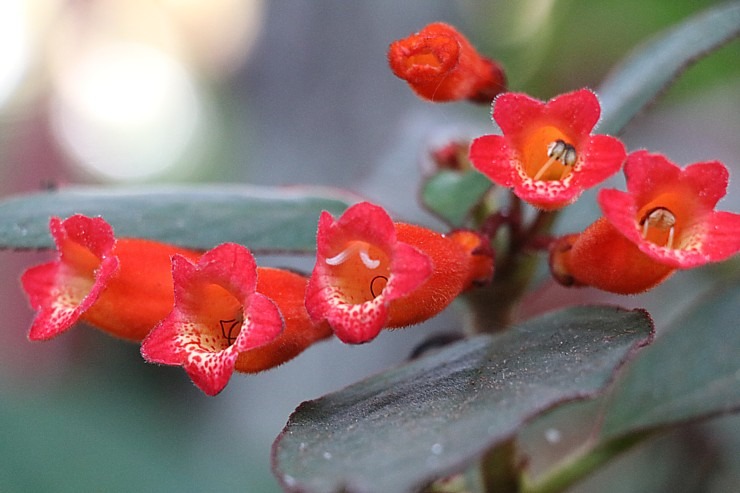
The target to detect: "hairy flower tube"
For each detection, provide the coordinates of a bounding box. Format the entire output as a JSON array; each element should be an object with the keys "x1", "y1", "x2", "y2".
[
  {"x1": 550, "y1": 151, "x2": 740, "y2": 294},
  {"x1": 388, "y1": 22, "x2": 506, "y2": 103},
  {"x1": 140, "y1": 243, "x2": 289, "y2": 396},
  {"x1": 469, "y1": 89, "x2": 626, "y2": 209},
  {"x1": 305, "y1": 202, "x2": 494, "y2": 344},
  {"x1": 21, "y1": 215, "x2": 200, "y2": 341}
]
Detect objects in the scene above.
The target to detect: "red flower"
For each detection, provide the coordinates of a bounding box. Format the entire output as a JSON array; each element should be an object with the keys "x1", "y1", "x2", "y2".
[
  {"x1": 233, "y1": 267, "x2": 333, "y2": 374},
  {"x1": 550, "y1": 151, "x2": 740, "y2": 294},
  {"x1": 305, "y1": 202, "x2": 494, "y2": 344},
  {"x1": 388, "y1": 22, "x2": 506, "y2": 103},
  {"x1": 21, "y1": 215, "x2": 200, "y2": 341},
  {"x1": 469, "y1": 89, "x2": 626, "y2": 210},
  {"x1": 140, "y1": 243, "x2": 285, "y2": 396},
  {"x1": 599, "y1": 151, "x2": 740, "y2": 268},
  {"x1": 549, "y1": 220, "x2": 675, "y2": 294}
]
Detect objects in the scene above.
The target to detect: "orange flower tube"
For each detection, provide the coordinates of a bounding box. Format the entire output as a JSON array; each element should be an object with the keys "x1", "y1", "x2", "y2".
[
  {"x1": 549, "y1": 219, "x2": 675, "y2": 294},
  {"x1": 234, "y1": 267, "x2": 332, "y2": 374},
  {"x1": 388, "y1": 22, "x2": 506, "y2": 103}
]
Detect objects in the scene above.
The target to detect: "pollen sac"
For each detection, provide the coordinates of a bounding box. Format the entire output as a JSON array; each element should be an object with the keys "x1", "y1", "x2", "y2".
[{"x1": 640, "y1": 207, "x2": 677, "y2": 249}]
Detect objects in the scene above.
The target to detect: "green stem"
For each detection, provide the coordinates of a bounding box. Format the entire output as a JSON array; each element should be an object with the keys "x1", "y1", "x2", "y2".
[
  {"x1": 480, "y1": 438, "x2": 520, "y2": 493},
  {"x1": 463, "y1": 205, "x2": 560, "y2": 334},
  {"x1": 520, "y1": 432, "x2": 653, "y2": 493}
]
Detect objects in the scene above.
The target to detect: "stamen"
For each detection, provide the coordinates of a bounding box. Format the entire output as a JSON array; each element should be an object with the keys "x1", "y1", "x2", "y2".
[
  {"x1": 326, "y1": 242, "x2": 381, "y2": 269},
  {"x1": 325, "y1": 248, "x2": 352, "y2": 266},
  {"x1": 563, "y1": 147, "x2": 577, "y2": 166},
  {"x1": 359, "y1": 250, "x2": 381, "y2": 269},
  {"x1": 533, "y1": 139, "x2": 577, "y2": 180},
  {"x1": 533, "y1": 155, "x2": 558, "y2": 181},
  {"x1": 640, "y1": 207, "x2": 677, "y2": 248}
]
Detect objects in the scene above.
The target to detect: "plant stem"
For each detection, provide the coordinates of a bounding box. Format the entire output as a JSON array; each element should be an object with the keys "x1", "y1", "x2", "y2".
[
  {"x1": 464, "y1": 204, "x2": 560, "y2": 334},
  {"x1": 520, "y1": 432, "x2": 653, "y2": 493},
  {"x1": 480, "y1": 438, "x2": 520, "y2": 493}
]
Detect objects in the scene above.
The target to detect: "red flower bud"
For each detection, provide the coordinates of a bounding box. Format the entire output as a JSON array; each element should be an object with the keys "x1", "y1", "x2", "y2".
[{"x1": 388, "y1": 22, "x2": 506, "y2": 103}]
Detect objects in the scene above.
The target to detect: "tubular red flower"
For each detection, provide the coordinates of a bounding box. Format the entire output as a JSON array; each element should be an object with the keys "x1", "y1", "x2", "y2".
[
  {"x1": 470, "y1": 89, "x2": 626, "y2": 210},
  {"x1": 140, "y1": 243, "x2": 286, "y2": 396},
  {"x1": 234, "y1": 267, "x2": 333, "y2": 374},
  {"x1": 599, "y1": 151, "x2": 740, "y2": 268},
  {"x1": 550, "y1": 151, "x2": 740, "y2": 294},
  {"x1": 21, "y1": 215, "x2": 200, "y2": 341},
  {"x1": 549, "y1": 219, "x2": 675, "y2": 294},
  {"x1": 305, "y1": 202, "x2": 494, "y2": 344},
  {"x1": 388, "y1": 22, "x2": 506, "y2": 103}
]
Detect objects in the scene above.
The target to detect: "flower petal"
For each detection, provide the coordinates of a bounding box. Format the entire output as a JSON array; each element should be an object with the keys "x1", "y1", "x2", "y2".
[
  {"x1": 141, "y1": 243, "x2": 283, "y2": 395},
  {"x1": 544, "y1": 89, "x2": 601, "y2": 137},
  {"x1": 469, "y1": 134, "x2": 517, "y2": 187},
  {"x1": 473, "y1": 89, "x2": 625, "y2": 210},
  {"x1": 572, "y1": 135, "x2": 626, "y2": 189},
  {"x1": 22, "y1": 215, "x2": 119, "y2": 341},
  {"x1": 599, "y1": 151, "x2": 740, "y2": 270}
]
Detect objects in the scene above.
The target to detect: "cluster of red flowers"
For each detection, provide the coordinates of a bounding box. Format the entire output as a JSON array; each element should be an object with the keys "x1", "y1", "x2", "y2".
[
  {"x1": 390, "y1": 23, "x2": 739, "y2": 293},
  {"x1": 21, "y1": 22, "x2": 739, "y2": 396},
  {"x1": 22, "y1": 205, "x2": 493, "y2": 395}
]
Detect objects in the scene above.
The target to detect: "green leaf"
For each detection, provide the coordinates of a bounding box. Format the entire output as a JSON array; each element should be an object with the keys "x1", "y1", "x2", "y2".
[
  {"x1": 518, "y1": 274, "x2": 740, "y2": 493},
  {"x1": 600, "y1": 274, "x2": 740, "y2": 439},
  {"x1": 597, "y1": 1, "x2": 740, "y2": 135},
  {"x1": 0, "y1": 185, "x2": 354, "y2": 252},
  {"x1": 421, "y1": 170, "x2": 491, "y2": 227},
  {"x1": 272, "y1": 306, "x2": 653, "y2": 493}
]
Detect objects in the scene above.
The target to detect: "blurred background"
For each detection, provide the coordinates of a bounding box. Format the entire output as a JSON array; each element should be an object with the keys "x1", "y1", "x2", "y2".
[{"x1": 0, "y1": 1, "x2": 738, "y2": 491}]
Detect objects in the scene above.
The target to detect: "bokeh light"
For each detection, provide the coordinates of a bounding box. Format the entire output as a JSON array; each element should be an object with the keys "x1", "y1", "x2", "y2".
[
  {"x1": 50, "y1": 41, "x2": 202, "y2": 181},
  {"x1": 0, "y1": 1, "x2": 31, "y2": 108}
]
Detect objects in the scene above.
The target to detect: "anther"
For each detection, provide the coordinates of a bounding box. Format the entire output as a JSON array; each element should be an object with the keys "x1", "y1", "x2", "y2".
[
  {"x1": 326, "y1": 243, "x2": 381, "y2": 269},
  {"x1": 359, "y1": 250, "x2": 381, "y2": 269},
  {"x1": 534, "y1": 139, "x2": 577, "y2": 180},
  {"x1": 640, "y1": 207, "x2": 676, "y2": 249}
]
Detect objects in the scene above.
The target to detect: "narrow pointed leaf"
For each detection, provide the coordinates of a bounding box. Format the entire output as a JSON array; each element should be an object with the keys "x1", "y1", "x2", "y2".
[
  {"x1": 272, "y1": 306, "x2": 653, "y2": 493},
  {"x1": 597, "y1": 1, "x2": 740, "y2": 135},
  {"x1": 0, "y1": 185, "x2": 353, "y2": 252}
]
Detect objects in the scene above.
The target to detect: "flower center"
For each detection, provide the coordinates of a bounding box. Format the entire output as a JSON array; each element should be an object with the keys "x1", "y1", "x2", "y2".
[
  {"x1": 533, "y1": 139, "x2": 577, "y2": 181},
  {"x1": 325, "y1": 241, "x2": 391, "y2": 304},
  {"x1": 191, "y1": 283, "x2": 244, "y2": 352},
  {"x1": 640, "y1": 207, "x2": 677, "y2": 248},
  {"x1": 218, "y1": 317, "x2": 243, "y2": 346}
]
